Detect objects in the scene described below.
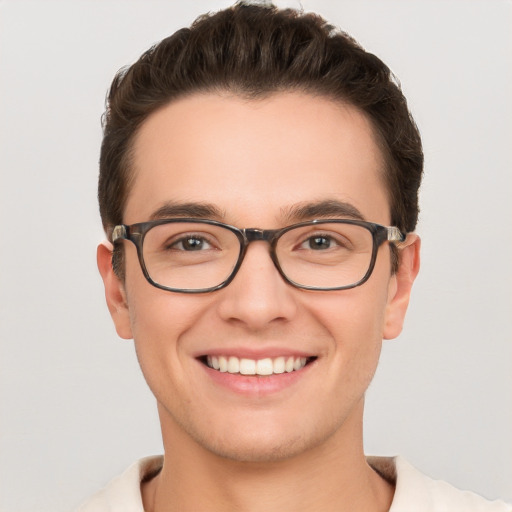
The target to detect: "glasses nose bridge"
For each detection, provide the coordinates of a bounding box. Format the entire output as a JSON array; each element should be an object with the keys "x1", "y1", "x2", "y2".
[
  {"x1": 242, "y1": 228, "x2": 279, "y2": 246},
  {"x1": 234, "y1": 227, "x2": 283, "y2": 285},
  {"x1": 239, "y1": 228, "x2": 280, "y2": 269}
]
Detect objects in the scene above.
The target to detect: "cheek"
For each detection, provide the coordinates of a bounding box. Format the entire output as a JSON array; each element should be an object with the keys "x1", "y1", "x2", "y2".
[
  {"x1": 122, "y1": 270, "x2": 210, "y2": 391},
  {"x1": 306, "y1": 280, "x2": 390, "y2": 374},
  {"x1": 309, "y1": 283, "x2": 389, "y2": 343},
  {"x1": 128, "y1": 298, "x2": 203, "y2": 416},
  {"x1": 127, "y1": 289, "x2": 207, "y2": 355}
]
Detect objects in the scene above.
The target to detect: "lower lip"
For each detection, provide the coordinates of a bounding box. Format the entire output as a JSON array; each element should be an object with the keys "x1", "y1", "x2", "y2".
[{"x1": 201, "y1": 361, "x2": 314, "y2": 396}]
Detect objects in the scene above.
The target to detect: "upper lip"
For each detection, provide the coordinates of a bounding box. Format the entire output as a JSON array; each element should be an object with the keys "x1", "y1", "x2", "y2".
[{"x1": 193, "y1": 347, "x2": 317, "y2": 360}]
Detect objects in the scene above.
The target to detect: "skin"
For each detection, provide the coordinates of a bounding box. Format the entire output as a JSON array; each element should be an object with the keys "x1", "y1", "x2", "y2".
[{"x1": 98, "y1": 92, "x2": 420, "y2": 511}]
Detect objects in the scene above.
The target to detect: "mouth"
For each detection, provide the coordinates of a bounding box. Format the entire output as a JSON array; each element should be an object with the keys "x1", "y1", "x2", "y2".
[{"x1": 200, "y1": 355, "x2": 316, "y2": 376}]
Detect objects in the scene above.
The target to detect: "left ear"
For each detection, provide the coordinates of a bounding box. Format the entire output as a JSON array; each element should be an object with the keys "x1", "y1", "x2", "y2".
[{"x1": 383, "y1": 234, "x2": 421, "y2": 340}]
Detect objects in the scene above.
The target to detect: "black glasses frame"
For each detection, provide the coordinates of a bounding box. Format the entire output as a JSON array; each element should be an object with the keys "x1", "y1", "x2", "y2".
[{"x1": 111, "y1": 218, "x2": 406, "y2": 293}]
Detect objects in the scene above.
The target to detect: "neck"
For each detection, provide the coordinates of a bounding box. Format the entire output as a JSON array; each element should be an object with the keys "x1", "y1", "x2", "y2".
[{"x1": 142, "y1": 401, "x2": 394, "y2": 512}]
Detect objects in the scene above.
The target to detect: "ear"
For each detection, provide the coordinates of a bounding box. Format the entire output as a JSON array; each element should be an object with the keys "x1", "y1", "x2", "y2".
[
  {"x1": 97, "y1": 241, "x2": 133, "y2": 340},
  {"x1": 382, "y1": 234, "x2": 421, "y2": 340}
]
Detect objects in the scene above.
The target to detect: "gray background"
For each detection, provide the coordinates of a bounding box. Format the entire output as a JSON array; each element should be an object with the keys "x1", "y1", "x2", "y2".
[{"x1": 0, "y1": 1, "x2": 511, "y2": 511}]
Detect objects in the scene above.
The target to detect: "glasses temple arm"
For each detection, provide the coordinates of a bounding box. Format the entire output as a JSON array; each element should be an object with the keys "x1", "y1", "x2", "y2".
[
  {"x1": 387, "y1": 226, "x2": 406, "y2": 243},
  {"x1": 111, "y1": 225, "x2": 128, "y2": 243}
]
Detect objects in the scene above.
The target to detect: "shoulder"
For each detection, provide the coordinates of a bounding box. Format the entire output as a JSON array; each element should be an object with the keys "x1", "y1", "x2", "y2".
[
  {"x1": 74, "y1": 455, "x2": 163, "y2": 512},
  {"x1": 370, "y1": 456, "x2": 511, "y2": 512}
]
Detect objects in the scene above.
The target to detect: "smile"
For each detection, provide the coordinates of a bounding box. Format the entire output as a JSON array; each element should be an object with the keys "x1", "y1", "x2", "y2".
[{"x1": 204, "y1": 355, "x2": 313, "y2": 376}]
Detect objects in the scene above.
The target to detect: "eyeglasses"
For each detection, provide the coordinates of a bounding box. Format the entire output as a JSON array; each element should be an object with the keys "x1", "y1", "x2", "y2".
[{"x1": 111, "y1": 218, "x2": 405, "y2": 293}]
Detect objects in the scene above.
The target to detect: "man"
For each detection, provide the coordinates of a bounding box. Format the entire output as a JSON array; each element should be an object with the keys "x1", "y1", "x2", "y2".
[{"x1": 79, "y1": 3, "x2": 510, "y2": 511}]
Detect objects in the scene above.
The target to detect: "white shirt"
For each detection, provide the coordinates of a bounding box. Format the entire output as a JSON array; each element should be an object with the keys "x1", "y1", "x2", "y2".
[{"x1": 76, "y1": 455, "x2": 511, "y2": 511}]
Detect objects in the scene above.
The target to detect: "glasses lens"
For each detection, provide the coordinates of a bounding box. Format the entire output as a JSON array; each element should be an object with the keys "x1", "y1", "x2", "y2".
[
  {"x1": 142, "y1": 222, "x2": 240, "y2": 290},
  {"x1": 276, "y1": 222, "x2": 374, "y2": 289}
]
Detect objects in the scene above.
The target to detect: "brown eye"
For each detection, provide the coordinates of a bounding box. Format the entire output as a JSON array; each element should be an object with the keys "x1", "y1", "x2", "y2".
[
  {"x1": 171, "y1": 236, "x2": 213, "y2": 251},
  {"x1": 304, "y1": 235, "x2": 333, "y2": 250}
]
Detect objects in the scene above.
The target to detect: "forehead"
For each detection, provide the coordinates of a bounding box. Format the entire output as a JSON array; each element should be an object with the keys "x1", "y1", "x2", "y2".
[{"x1": 126, "y1": 92, "x2": 390, "y2": 226}]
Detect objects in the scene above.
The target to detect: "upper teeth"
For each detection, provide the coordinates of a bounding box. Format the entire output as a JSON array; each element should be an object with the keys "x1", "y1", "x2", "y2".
[{"x1": 206, "y1": 355, "x2": 307, "y2": 375}]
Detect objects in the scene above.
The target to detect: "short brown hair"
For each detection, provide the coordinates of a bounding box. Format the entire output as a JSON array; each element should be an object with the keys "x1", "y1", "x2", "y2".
[{"x1": 99, "y1": 3, "x2": 423, "y2": 272}]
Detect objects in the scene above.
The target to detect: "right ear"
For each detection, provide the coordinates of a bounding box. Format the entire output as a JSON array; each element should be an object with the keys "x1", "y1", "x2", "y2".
[{"x1": 97, "y1": 241, "x2": 133, "y2": 340}]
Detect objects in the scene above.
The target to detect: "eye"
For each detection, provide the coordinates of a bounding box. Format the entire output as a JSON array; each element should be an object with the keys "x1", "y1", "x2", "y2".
[
  {"x1": 300, "y1": 234, "x2": 340, "y2": 251},
  {"x1": 171, "y1": 235, "x2": 213, "y2": 251}
]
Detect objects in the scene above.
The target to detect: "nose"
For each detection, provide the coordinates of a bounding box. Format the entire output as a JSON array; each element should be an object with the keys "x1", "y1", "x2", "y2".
[{"x1": 216, "y1": 241, "x2": 298, "y2": 330}]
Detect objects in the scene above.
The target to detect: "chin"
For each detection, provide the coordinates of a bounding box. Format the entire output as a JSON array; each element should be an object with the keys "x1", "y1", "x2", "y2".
[
  {"x1": 200, "y1": 434, "x2": 310, "y2": 464},
  {"x1": 185, "y1": 416, "x2": 336, "y2": 464}
]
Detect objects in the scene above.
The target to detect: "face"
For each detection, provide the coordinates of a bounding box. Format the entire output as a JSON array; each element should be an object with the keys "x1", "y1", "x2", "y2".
[{"x1": 98, "y1": 92, "x2": 419, "y2": 463}]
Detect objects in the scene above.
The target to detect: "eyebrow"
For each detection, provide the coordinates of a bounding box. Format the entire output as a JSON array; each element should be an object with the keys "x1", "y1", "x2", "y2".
[
  {"x1": 281, "y1": 199, "x2": 366, "y2": 223},
  {"x1": 149, "y1": 201, "x2": 225, "y2": 221},
  {"x1": 148, "y1": 199, "x2": 365, "y2": 225}
]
